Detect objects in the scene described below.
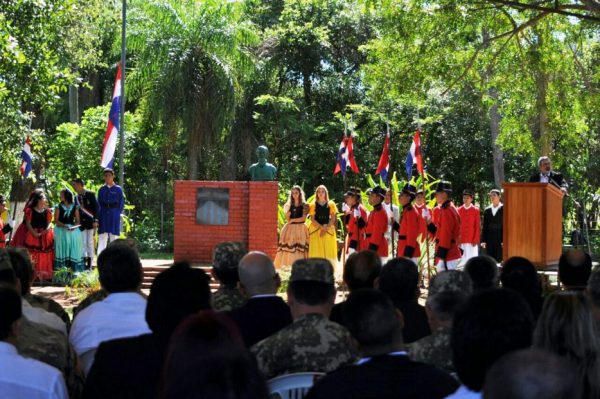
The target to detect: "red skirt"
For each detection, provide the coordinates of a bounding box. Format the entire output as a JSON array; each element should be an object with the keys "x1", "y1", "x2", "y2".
[
  {"x1": 25, "y1": 228, "x2": 55, "y2": 281},
  {"x1": 10, "y1": 223, "x2": 28, "y2": 247}
]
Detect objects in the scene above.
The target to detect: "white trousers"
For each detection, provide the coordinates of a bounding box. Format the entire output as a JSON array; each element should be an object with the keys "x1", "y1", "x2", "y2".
[
  {"x1": 460, "y1": 243, "x2": 479, "y2": 265},
  {"x1": 97, "y1": 233, "x2": 119, "y2": 256},
  {"x1": 436, "y1": 259, "x2": 460, "y2": 272},
  {"x1": 82, "y1": 229, "x2": 95, "y2": 258}
]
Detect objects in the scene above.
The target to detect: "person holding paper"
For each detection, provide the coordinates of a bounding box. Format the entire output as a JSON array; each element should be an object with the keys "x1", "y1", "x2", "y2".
[{"x1": 54, "y1": 189, "x2": 84, "y2": 274}]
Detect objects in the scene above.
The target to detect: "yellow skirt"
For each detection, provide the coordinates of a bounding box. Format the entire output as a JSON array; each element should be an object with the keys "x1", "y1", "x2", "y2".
[
  {"x1": 308, "y1": 224, "x2": 338, "y2": 268},
  {"x1": 274, "y1": 222, "x2": 309, "y2": 268}
]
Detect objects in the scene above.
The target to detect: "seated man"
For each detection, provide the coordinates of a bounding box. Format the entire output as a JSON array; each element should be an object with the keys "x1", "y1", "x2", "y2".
[
  {"x1": 559, "y1": 249, "x2": 592, "y2": 291},
  {"x1": 226, "y1": 251, "x2": 292, "y2": 347},
  {"x1": 330, "y1": 250, "x2": 381, "y2": 326},
  {"x1": 69, "y1": 243, "x2": 151, "y2": 374},
  {"x1": 211, "y1": 241, "x2": 247, "y2": 311},
  {"x1": 306, "y1": 289, "x2": 458, "y2": 399},
  {"x1": 587, "y1": 269, "x2": 600, "y2": 325},
  {"x1": 252, "y1": 258, "x2": 356, "y2": 379},
  {"x1": 464, "y1": 255, "x2": 499, "y2": 292},
  {"x1": 84, "y1": 262, "x2": 211, "y2": 399},
  {"x1": 0, "y1": 286, "x2": 68, "y2": 399}
]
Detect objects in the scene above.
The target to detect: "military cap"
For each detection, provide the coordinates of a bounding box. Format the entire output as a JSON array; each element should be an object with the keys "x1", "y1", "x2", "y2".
[
  {"x1": 401, "y1": 184, "x2": 417, "y2": 197},
  {"x1": 367, "y1": 185, "x2": 386, "y2": 199},
  {"x1": 428, "y1": 270, "x2": 472, "y2": 297},
  {"x1": 290, "y1": 258, "x2": 334, "y2": 284},
  {"x1": 212, "y1": 241, "x2": 247, "y2": 270},
  {"x1": 344, "y1": 187, "x2": 361, "y2": 197},
  {"x1": 416, "y1": 189, "x2": 424, "y2": 196},
  {"x1": 435, "y1": 181, "x2": 453, "y2": 193},
  {"x1": 489, "y1": 189, "x2": 501, "y2": 196},
  {"x1": 462, "y1": 189, "x2": 474, "y2": 197},
  {"x1": 0, "y1": 249, "x2": 12, "y2": 272}
]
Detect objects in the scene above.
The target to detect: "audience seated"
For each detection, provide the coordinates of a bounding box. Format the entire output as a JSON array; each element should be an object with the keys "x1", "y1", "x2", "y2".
[
  {"x1": 0, "y1": 248, "x2": 83, "y2": 398},
  {"x1": 83, "y1": 262, "x2": 211, "y2": 399},
  {"x1": 533, "y1": 291, "x2": 600, "y2": 398},
  {"x1": 500, "y1": 256, "x2": 544, "y2": 319},
  {"x1": 252, "y1": 258, "x2": 356, "y2": 379},
  {"x1": 586, "y1": 269, "x2": 600, "y2": 324},
  {"x1": 69, "y1": 242, "x2": 151, "y2": 374},
  {"x1": 211, "y1": 241, "x2": 247, "y2": 311},
  {"x1": 483, "y1": 348, "x2": 580, "y2": 399},
  {"x1": 377, "y1": 257, "x2": 430, "y2": 343},
  {"x1": 0, "y1": 286, "x2": 69, "y2": 399},
  {"x1": 306, "y1": 289, "x2": 458, "y2": 399},
  {"x1": 463, "y1": 255, "x2": 498, "y2": 292},
  {"x1": 409, "y1": 271, "x2": 472, "y2": 373},
  {"x1": 226, "y1": 251, "x2": 292, "y2": 347},
  {"x1": 330, "y1": 250, "x2": 381, "y2": 325},
  {"x1": 161, "y1": 312, "x2": 269, "y2": 399},
  {"x1": 448, "y1": 288, "x2": 535, "y2": 399},
  {"x1": 558, "y1": 249, "x2": 592, "y2": 290},
  {"x1": 72, "y1": 290, "x2": 109, "y2": 319}
]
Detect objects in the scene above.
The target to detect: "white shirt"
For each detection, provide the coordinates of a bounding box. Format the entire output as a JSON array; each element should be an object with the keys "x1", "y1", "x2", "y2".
[
  {"x1": 22, "y1": 299, "x2": 67, "y2": 335},
  {"x1": 445, "y1": 384, "x2": 481, "y2": 399},
  {"x1": 69, "y1": 292, "x2": 150, "y2": 371},
  {"x1": 491, "y1": 203, "x2": 502, "y2": 217},
  {"x1": 383, "y1": 203, "x2": 400, "y2": 239},
  {"x1": 540, "y1": 173, "x2": 550, "y2": 183},
  {"x1": 0, "y1": 341, "x2": 68, "y2": 399}
]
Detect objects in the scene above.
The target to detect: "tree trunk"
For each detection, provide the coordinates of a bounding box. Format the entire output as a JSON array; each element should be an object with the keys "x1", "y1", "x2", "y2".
[
  {"x1": 302, "y1": 69, "x2": 311, "y2": 107},
  {"x1": 489, "y1": 87, "x2": 505, "y2": 188},
  {"x1": 187, "y1": 133, "x2": 199, "y2": 180},
  {"x1": 69, "y1": 85, "x2": 80, "y2": 123},
  {"x1": 535, "y1": 71, "x2": 551, "y2": 155}
]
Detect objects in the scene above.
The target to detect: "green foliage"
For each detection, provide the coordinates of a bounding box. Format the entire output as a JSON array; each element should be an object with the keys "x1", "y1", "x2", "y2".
[{"x1": 64, "y1": 269, "x2": 101, "y2": 301}]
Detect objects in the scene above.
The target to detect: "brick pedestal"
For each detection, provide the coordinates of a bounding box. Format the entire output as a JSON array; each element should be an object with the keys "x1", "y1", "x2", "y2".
[{"x1": 174, "y1": 180, "x2": 278, "y2": 263}]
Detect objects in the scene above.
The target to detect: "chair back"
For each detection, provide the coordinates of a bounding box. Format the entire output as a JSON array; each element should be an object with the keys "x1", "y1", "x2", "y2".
[{"x1": 268, "y1": 372, "x2": 325, "y2": 399}]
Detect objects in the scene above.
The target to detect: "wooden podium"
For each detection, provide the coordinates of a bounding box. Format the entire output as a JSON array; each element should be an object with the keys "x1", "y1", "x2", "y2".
[{"x1": 502, "y1": 183, "x2": 564, "y2": 269}]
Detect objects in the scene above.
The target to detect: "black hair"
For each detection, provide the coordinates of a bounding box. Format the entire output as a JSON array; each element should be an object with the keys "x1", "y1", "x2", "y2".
[
  {"x1": 213, "y1": 268, "x2": 239, "y2": 288},
  {"x1": 426, "y1": 290, "x2": 467, "y2": 322},
  {"x1": 559, "y1": 250, "x2": 592, "y2": 289},
  {"x1": 146, "y1": 262, "x2": 211, "y2": 337},
  {"x1": 97, "y1": 243, "x2": 142, "y2": 293},
  {"x1": 464, "y1": 255, "x2": 498, "y2": 291},
  {"x1": 501, "y1": 257, "x2": 543, "y2": 318},
  {"x1": 288, "y1": 281, "x2": 334, "y2": 306},
  {"x1": 0, "y1": 287, "x2": 21, "y2": 340},
  {"x1": 452, "y1": 288, "x2": 534, "y2": 392},
  {"x1": 28, "y1": 190, "x2": 45, "y2": 209},
  {"x1": 6, "y1": 248, "x2": 33, "y2": 295},
  {"x1": 72, "y1": 178, "x2": 85, "y2": 186},
  {"x1": 378, "y1": 257, "x2": 419, "y2": 302},
  {"x1": 343, "y1": 251, "x2": 382, "y2": 291},
  {"x1": 61, "y1": 189, "x2": 74, "y2": 204},
  {"x1": 343, "y1": 289, "x2": 401, "y2": 349}
]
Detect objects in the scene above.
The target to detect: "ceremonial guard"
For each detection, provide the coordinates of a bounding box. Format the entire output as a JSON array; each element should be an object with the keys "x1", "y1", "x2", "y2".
[
  {"x1": 425, "y1": 181, "x2": 461, "y2": 271},
  {"x1": 72, "y1": 178, "x2": 99, "y2": 269},
  {"x1": 395, "y1": 184, "x2": 421, "y2": 265},
  {"x1": 96, "y1": 168, "x2": 124, "y2": 255},
  {"x1": 457, "y1": 189, "x2": 480, "y2": 265},
  {"x1": 383, "y1": 190, "x2": 400, "y2": 256},
  {"x1": 0, "y1": 196, "x2": 14, "y2": 248},
  {"x1": 481, "y1": 189, "x2": 503, "y2": 263},
  {"x1": 342, "y1": 188, "x2": 368, "y2": 255},
  {"x1": 414, "y1": 190, "x2": 430, "y2": 242},
  {"x1": 365, "y1": 186, "x2": 389, "y2": 262}
]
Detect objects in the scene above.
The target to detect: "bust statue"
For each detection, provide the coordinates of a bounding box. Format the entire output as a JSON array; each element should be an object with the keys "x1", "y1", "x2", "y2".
[{"x1": 249, "y1": 145, "x2": 277, "y2": 181}]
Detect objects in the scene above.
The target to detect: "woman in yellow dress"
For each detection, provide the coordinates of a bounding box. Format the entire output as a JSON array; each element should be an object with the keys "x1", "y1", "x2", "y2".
[
  {"x1": 308, "y1": 185, "x2": 338, "y2": 268},
  {"x1": 274, "y1": 186, "x2": 309, "y2": 268}
]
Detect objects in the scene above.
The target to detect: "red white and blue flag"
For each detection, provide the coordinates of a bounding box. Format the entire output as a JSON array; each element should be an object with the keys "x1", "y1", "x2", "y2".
[
  {"x1": 20, "y1": 135, "x2": 32, "y2": 178},
  {"x1": 375, "y1": 131, "x2": 390, "y2": 181},
  {"x1": 405, "y1": 128, "x2": 424, "y2": 178},
  {"x1": 100, "y1": 64, "x2": 122, "y2": 169},
  {"x1": 334, "y1": 136, "x2": 359, "y2": 177}
]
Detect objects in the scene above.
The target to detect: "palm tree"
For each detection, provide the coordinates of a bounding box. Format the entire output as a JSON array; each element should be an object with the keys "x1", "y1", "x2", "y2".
[{"x1": 128, "y1": 0, "x2": 257, "y2": 179}]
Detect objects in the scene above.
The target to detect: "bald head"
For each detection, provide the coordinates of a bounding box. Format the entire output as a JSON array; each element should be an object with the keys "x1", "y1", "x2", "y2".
[{"x1": 238, "y1": 252, "x2": 279, "y2": 297}]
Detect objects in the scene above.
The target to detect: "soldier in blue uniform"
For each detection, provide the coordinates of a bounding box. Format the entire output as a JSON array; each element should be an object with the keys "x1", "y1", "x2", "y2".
[{"x1": 96, "y1": 168, "x2": 124, "y2": 255}]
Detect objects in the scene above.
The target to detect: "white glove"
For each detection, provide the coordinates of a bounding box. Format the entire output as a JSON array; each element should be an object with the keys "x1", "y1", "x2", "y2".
[
  {"x1": 353, "y1": 208, "x2": 360, "y2": 218},
  {"x1": 8, "y1": 219, "x2": 15, "y2": 228},
  {"x1": 421, "y1": 208, "x2": 430, "y2": 219},
  {"x1": 342, "y1": 203, "x2": 350, "y2": 213}
]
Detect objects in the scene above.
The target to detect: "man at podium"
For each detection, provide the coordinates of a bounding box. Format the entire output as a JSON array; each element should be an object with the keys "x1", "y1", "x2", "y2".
[{"x1": 529, "y1": 156, "x2": 568, "y2": 194}]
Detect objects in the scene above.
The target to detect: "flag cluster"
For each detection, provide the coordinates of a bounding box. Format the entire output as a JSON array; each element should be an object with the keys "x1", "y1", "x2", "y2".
[
  {"x1": 334, "y1": 136, "x2": 360, "y2": 177},
  {"x1": 20, "y1": 135, "x2": 32, "y2": 178},
  {"x1": 100, "y1": 64, "x2": 123, "y2": 169},
  {"x1": 406, "y1": 129, "x2": 424, "y2": 178}
]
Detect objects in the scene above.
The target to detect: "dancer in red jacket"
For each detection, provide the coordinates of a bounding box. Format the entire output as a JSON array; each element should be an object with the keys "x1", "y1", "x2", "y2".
[
  {"x1": 457, "y1": 189, "x2": 480, "y2": 265},
  {"x1": 425, "y1": 181, "x2": 461, "y2": 271},
  {"x1": 365, "y1": 186, "x2": 389, "y2": 261}
]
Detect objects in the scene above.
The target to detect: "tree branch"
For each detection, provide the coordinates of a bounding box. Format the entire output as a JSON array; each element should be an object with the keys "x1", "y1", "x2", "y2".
[{"x1": 485, "y1": 0, "x2": 600, "y2": 22}]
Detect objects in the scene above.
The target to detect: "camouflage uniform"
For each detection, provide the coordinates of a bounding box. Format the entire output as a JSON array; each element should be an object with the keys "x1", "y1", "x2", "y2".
[
  {"x1": 72, "y1": 289, "x2": 109, "y2": 319},
  {"x1": 17, "y1": 317, "x2": 84, "y2": 399},
  {"x1": 212, "y1": 286, "x2": 246, "y2": 311},
  {"x1": 251, "y1": 258, "x2": 357, "y2": 379},
  {"x1": 428, "y1": 270, "x2": 472, "y2": 297},
  {"x1": 407, "y1": 327, "x2": 453, "y2": 373},
  {"x1": 24, "y1": 292, "x2": 71, "y2": 331}
]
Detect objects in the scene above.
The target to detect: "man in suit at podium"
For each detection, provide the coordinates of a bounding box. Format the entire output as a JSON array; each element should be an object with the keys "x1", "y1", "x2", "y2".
[{"x1": 529, "y1": 156, "x2": 568, "y2": 194}]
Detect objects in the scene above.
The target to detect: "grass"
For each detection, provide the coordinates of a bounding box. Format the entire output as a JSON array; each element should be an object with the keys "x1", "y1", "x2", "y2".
[{"x1": 139, "y1": 251, "x2": 174, "y2": 260}]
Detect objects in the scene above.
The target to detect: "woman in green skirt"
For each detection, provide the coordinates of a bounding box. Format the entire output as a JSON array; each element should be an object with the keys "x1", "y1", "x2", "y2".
[{"x1": 54, "y1": 189, "x2": 84, "y2": 273}]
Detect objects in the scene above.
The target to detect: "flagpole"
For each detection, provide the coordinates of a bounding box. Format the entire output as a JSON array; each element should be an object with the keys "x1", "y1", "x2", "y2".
[
  {"x1": 416, "y1": 109, "x2": 432, "y2": 286},
  {"x1": 8, "y1": 117, "x2": 32, "y2": 245},
  {"x1": 387, "y1": 121, "x2": 396, "y2": 258},
  {"x1": 118, "y1": 0, "x2": 127, "y2": 189}
]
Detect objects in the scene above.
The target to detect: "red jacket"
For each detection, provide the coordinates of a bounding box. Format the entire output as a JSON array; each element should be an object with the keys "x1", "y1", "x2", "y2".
[
  {"x1": 396, "y1": 205, "x2": 421, "y2": 259},
  {"x1": 414, "y1": 203, "x2": 429, "y2": 240},
  {"x1": 429, "y1": 200, "x2": 461, "y2": 263},
  {"x1": 345, "y1": 204, "x2": 369, "y2": 252},
  {"x1": 0, "y1": 218, "x2": 11, "y2": 248},
  {"x1": 457, "y1": 205, "x2": 480, "y2": 245},
  {"x1": 365, "y1": 204, "x2": 388, "y2": 257}
]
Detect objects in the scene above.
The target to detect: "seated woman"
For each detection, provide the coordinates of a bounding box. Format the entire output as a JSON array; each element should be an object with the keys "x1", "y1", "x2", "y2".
[{"x1": 54, "y1": 189, "x2": 84, "y2": 275}]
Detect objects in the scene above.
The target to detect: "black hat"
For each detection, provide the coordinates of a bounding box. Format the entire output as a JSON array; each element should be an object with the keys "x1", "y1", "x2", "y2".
[
  {"x1": 344, "y1": 187, "x2": 361, "y2": 197},
  {"x1": 435, "y1": 181, "x2": 453, "y2": 193},
  {"x1": 367, "y1": 185, "x2": 386, "y2": 199},
  {"x1": 401, "y1": 184, "x2": 417, "y2": 197},
  {"x1": 463, "y1": 189, "x2": 474, "y2": 197},
  {"x1": 0, "y1": 196, "x2": 6, "y2": 205},
  {"x1": 489, "y1": 189, "x2": 501, "y2": 196},
  {"x1": 103, "y1": 168, "x2": 115, "y2": 175}
]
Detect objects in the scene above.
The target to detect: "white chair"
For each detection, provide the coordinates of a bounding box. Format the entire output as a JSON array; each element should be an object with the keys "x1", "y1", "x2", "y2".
[{"x1": 268, "y1": 372, "x2": 325, "y2": 399}]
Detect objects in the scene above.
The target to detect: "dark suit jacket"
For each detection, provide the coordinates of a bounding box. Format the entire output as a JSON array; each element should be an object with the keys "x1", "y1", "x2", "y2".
[
  {"x1": 330, "y1": 300, "x2": 346, "y2": 326},
  {"x1": 529, "y1": 171, "x2": 568, "y2": 190},
  {"x1": 395, "y1": 300, "x2": 431, "y2": 344},
  {"x1": 306, "y1": 354, "x2": 459, "y2": 399},
  {"x1": 226, "y1": 295, "x2": 292, "y2": 347},
  {"x1": 83, "y1": 333, "x2": 168, "y2": 399}
]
